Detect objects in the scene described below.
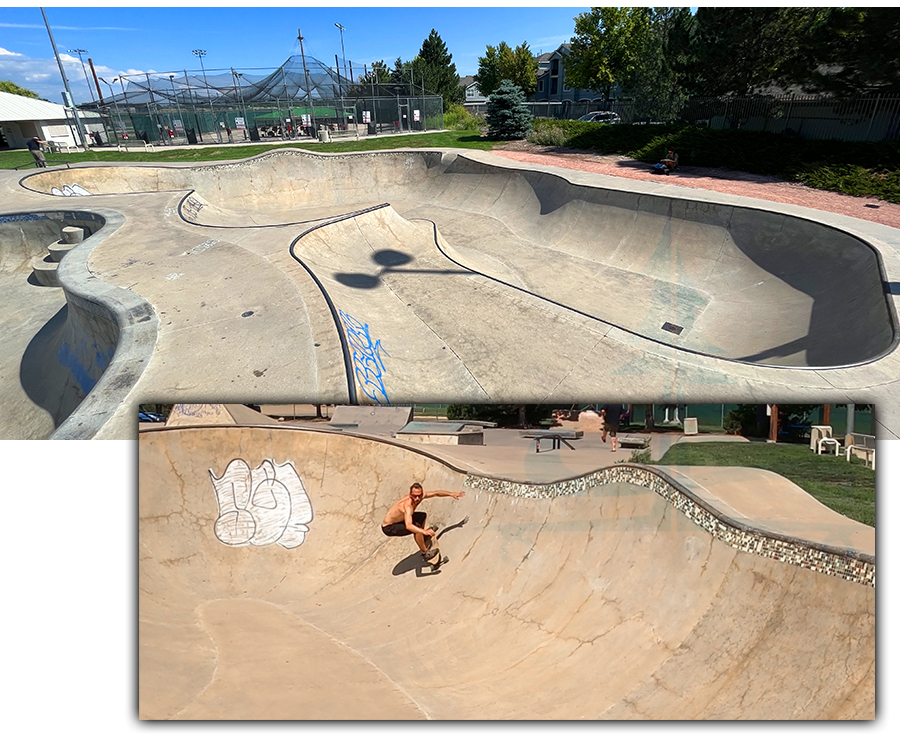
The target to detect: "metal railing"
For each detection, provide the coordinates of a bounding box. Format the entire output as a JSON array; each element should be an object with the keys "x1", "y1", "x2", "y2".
[{"x1": 468, "y1": 93, "x2": 900, "y2": 142}]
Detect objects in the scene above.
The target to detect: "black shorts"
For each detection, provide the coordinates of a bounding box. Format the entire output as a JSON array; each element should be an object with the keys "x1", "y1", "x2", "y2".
[{"x1": 381, "y1": 511, "x2": 426, "y2": 537}]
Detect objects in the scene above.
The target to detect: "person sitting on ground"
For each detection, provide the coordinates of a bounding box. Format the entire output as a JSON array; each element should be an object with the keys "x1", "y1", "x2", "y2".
[
  {"x1": 381, "y1": 483, "x2": 465, "y2": 560},
  {"x1": 26, "y1": 136, "x2": 47, "y2": 168},
  {"x1": 653, "y1": 148, "x2": 678, "y2": 174}
]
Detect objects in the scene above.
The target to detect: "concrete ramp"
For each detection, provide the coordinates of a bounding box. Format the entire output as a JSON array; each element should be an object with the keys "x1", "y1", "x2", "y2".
[
  {"x1": 139, "y1": 425, "x2": 875, "y2": 720},
  {"x1": 328, "y1": 404, "x2": 413, "y2": 433}
]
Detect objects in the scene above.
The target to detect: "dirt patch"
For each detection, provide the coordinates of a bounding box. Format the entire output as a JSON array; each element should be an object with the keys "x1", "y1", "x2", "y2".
[{"x1": 490, "y1": 140, "x2": 900, "y2": 230}]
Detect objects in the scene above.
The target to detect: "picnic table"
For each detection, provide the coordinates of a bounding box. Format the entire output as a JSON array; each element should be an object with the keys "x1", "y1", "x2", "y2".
[{"x1": 520, "y1": 429, "x2": 583, "y2": 453}]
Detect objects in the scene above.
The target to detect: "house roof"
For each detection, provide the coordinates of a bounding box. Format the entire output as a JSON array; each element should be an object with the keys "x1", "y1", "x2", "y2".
[
  {"x1": 0, "y1": 90, "x2": 99, "y2": 122},
  {"x1": 459, "y1": 75, "x2": 475, "y2": 87}
]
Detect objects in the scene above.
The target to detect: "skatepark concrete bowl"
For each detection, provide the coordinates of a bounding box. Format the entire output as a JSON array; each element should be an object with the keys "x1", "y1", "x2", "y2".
[
  {"x1": 0, "y1": 208, "x2": 156, "y2": 439},
  {"x1": 139, "y1": 424, "x2": 875, "y2": 720},
  {"x1": 21, "y1": 150, "x2": 897, "y2": 368},
  {"x1": 5, "y1": 148, "x2": 900, "y2": 438}
]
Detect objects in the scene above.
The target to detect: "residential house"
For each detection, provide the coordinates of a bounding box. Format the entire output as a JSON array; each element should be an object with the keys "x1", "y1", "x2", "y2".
[
  {"x1": 459, "y1": 76, "x2": 487, "y2": 106},
  {"x1": 532, "y1": 44, "x2": 621, "y2": 104}
]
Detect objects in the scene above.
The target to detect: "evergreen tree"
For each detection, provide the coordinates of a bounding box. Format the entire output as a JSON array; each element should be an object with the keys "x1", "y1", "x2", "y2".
[
  {"x1": 358, "y1": 60, "x2": 392, "y2": 85},
  {"x1": 485, "y1": 79, "x2": 532, "y2": 139},
  {"x1": 417, "y1": 29, "x2": 463, "y2": 111}
]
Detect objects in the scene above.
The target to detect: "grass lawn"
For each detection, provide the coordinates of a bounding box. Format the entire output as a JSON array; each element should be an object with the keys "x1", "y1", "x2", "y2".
[
  {"x1": 654, "y1": 441, "x2": 875, "y2": 527},
  {"x1": 0, "y1": 130, "x2": 497, "y2": 170}
]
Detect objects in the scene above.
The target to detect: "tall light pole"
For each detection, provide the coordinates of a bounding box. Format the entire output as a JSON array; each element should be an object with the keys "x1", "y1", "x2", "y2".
[
  {"x1": 68, "y1": 48, "x2": 97, "y2": 103},
  {"x1": 334, "y1": 23, "x2": 348, "y2": 97},
  {"x1": 232, "y1": 69, "x2": 249, "y2": 140},
  {"x1": 41, "y1": 8, "x2": 86, "y2": 147},
  {"x1": 297, "y1": 29, "x2": 316, "y2": 134},
  {"x1": 192, "y1": 48, "x2": 221, "y2": 142}
]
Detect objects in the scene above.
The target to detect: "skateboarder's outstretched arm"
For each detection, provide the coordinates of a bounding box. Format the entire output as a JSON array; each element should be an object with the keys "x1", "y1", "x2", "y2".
[{"x1": 424, "y1": 490, "x2": 465, "y2": 500}]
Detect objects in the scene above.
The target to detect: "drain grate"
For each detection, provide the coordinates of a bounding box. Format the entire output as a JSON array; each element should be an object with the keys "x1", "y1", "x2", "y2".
[{"x1": 661, "y1": 321, "x2": 684, "y2": 335}]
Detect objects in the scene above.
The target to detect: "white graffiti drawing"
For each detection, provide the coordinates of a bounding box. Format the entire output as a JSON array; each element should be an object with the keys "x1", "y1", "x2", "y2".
[
  {"x1": 50, "y1": 183, "x2": 92, "y2": 197},
  {"x1": 209, "y1": 458, "x2": 314, "y2": 548}
]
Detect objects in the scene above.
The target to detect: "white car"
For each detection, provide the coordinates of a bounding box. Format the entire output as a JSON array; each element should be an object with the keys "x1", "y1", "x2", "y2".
[{"x1": 577, "y1": 111, "x2": 621, "y2": 124}]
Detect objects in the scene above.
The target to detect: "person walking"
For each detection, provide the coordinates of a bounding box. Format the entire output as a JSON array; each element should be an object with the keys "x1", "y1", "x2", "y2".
[
  {"x1": 601, "y1": 404, "x2": 624, "y2": 452},
  {"x1": 26, "y1": 136, "x2": 47, "y2": 168}
]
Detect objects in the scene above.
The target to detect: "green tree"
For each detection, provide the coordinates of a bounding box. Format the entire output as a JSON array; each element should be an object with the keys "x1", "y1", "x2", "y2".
[
  {"x1": 358, "y1": 60, "x2": 392, "y2": 85},
  {"x1": 0, "y1": 80, "x2": 40, "y2": 98},
  {"x1": 624, "y1": 7, "x2": 694, "y2": 122},
  {"x1": 417, "y1": 29, "x2": 463, "y2": 111},
  {"x1": 789, "y1": 8, "x2": 900, "y2": 96},
  {"x1": 564, "y1": 7, "x2": 653, "y2": 99},
  {"x1": 507, "y1": 42, "x2": 538, "y2": 98},
  {"x1": 485, "y1": 79, "x2": 532, "y2": 139},
  {"x1": 475, "y1": 41, "x2": 538, "y2": 98},
  {"x1": 689, "y1": 7, "x2": 829, "y2": 96},
  {"x1": 474, "y1": 44, "x2": 503, "y2": 98}
]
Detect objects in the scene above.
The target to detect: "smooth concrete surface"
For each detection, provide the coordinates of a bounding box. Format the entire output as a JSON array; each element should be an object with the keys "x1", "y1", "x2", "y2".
[
  {"x1": 139, "y1": 424, "x2": 875, "y2": 720},
  {"x1": 5, "y1": 148, "x2": 900, "y2": 439}
]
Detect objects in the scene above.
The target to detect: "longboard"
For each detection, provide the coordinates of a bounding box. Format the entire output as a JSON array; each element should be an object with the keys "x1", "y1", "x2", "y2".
[
  {"x1": 424, "y1": 546, "x2": 448, "y2": 570},
  {"x1": 424, "y1": 527, "x2": 447, "y2": 570}
]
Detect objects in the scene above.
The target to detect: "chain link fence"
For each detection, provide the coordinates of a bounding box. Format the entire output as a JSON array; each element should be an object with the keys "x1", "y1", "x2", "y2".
[{"x1": 86, "y1": 56, "x2": 443, "y2": 147}]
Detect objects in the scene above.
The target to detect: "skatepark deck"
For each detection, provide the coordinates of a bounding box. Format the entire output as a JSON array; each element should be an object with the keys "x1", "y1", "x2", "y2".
[{"x1": 139, "y1": 424, "x2": 875, "y2": 720}]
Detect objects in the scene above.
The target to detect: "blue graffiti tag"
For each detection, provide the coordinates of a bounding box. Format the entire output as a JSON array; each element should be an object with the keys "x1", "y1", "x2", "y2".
[{"x1": 338, "y1": 310, "x2": 390, "y2": 404}]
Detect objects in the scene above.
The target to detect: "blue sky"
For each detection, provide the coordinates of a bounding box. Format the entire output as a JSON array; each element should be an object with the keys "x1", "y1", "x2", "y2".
[{"x1": 1, "y1": 4, "x2": 588, "y2": 103}]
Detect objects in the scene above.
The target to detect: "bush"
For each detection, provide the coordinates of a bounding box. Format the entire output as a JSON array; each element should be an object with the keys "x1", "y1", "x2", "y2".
[
  {"x1": 445, "y1": 404, "x2": 553, "y2": 426},
  {"x1": 526, "y1": 119, "x2": 900, "y2": 203},
  {"x1": 486, "y1": 80, "x2": 532, "y2": 140},
  {"x1": 443, "y1": 103, "x2": 486, "y2": 132},
  {"x1": 527, "y1": 122, "x2": 569, "y2": 147}
]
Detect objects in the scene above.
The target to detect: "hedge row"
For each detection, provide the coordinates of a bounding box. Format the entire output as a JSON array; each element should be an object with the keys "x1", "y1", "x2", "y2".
[{"x1": 528, "y1": 119, "x2": 900, "y2": 203}]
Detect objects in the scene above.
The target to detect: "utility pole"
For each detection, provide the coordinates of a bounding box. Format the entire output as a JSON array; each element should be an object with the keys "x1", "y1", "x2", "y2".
[
  {"x1": 41, "y1": 7, "x2": 86, "y2": 147},
  {"x1": 192, "y1": 48, "x2": 221, "y2": 143},
  {"x1": 298, "y1": 29, "x2": 317, "y2": 134},
  {"x1": 68, "y1": 48, "x2": 97, "y2": 103},
  {"x1": 334, "y1": 23, "x2": 348, "y2": 95}
]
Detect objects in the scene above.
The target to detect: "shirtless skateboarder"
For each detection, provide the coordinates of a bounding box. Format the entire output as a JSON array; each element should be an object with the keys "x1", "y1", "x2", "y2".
[{"x1": 381, "y1": 483, "x2": 464, "y2": 561}]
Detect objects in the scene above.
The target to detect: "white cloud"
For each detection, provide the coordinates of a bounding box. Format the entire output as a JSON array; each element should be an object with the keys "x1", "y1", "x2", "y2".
[
  {"x1": 0, "y1": 47, "x2": 23, "y2": 56},
  {"x1": 0, "y1": 23, "x2": 140, "y2": 31},
  {"x1": 0, "y1": 52, "x2": 101, "y2": 103}
]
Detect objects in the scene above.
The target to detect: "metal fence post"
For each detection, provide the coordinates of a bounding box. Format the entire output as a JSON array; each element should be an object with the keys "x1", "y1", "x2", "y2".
[{"x1": 865, "y1": 93, "x2": 882, "y2": 141}]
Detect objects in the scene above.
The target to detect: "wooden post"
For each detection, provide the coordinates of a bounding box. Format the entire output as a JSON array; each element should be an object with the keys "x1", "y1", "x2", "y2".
[
  {"x1": 768, "y1": 404, "x2": 779, "y2": 443},
  {"x1": 823, "y1": 404, "x2": 831, "y2": 425}
]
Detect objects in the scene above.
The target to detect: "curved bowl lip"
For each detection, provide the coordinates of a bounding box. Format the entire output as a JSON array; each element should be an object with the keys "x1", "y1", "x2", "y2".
[
  {"x1": 141, "y1": 421, "x2": 876, "y2": 568},
  {"x1": 14, "y1": 148, "x2": 900, "y2": 370},
  {"x1": 0, "y1": 207, "x2": 159, "y2": 440}
]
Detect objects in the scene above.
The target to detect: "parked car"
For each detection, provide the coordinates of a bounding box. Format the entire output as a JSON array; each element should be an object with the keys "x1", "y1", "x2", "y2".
[
  {"x1": 139, "y1": 410, "x2": 165, "y2": 423},
  {"x1": 577, "y1": 111, "x2": 621, "y2": 124}
]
